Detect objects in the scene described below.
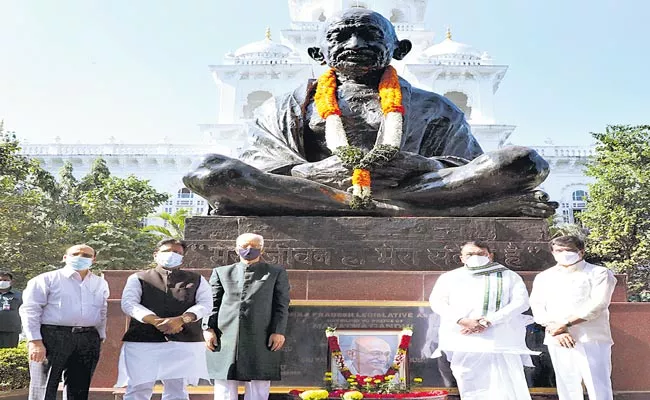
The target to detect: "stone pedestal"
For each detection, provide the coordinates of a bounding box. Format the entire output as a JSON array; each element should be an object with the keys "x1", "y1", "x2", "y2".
[
  {"x1": 183, "y1": 216, "x2": 554, "y2": 271},
  {"x1": 94, "y1": 216, "x2": 650, "y2": 398}
]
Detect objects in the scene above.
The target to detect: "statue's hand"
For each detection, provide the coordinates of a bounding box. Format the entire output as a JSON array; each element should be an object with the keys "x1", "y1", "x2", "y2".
[
  {"x1": 290, "y1": 156, "x2": 351, "y2": 190},
  {"x1": 371, "y1": 151, "x2": 444, "y2": 189},
  {"x1": 290, "y1": 152, "x2": 444, "y2": 192}
]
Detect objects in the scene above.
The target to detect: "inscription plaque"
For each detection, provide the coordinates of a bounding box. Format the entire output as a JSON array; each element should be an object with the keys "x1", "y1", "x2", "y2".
[
  {"x1": 277, "y1": 305, "x2": 554, "y2": 389},
  {"x1": 184, "y1": 217, "x2": 554, "y2": 271}
]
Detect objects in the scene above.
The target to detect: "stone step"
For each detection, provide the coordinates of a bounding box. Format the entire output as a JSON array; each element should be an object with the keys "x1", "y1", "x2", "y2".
[{"x1": 107, "y1": 388, "x2": 650, "y2": 400}]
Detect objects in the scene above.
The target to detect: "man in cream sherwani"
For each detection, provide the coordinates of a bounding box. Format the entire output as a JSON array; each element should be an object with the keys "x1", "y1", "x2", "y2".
[
  {"x1": 530, "y1": 235, "x2": 617, "y2": 400},
  {"x1": 429, "y1": 240, "x2": 537, "y2": 400}
]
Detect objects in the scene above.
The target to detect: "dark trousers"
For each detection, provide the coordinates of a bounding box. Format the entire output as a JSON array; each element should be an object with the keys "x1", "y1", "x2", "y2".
[
  {"x1": 28, "y1": 325, "x2": 101, "y2": 400},
  {"x1": 0, "y1": 331, "x2": 19, "y2": 348}
]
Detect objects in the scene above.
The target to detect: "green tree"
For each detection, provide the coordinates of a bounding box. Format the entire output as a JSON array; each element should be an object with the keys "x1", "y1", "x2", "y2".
[
  {"x1": 580, "y1": 125, "x2": 650, "y2": 301},
  {"x1": 0, "y1": 124, "x2": 170, "y2": 284},
  {"x1": 0, "y1": 123, "x2": 67, "y2": 286},
  {"x1": 64, "y1": 160, "x2": 169, "y2": 270},
  {"x1": 142, "y1": 208, "x2": 190, "y2": 239}
]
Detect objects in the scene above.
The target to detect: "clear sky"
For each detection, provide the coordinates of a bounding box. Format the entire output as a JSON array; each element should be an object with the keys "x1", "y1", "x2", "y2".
[{"x1": 1, "y1": 0, "x2": 648, "y2": 146}]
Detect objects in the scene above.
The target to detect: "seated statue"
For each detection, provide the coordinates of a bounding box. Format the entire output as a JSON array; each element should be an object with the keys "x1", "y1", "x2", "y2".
[{"x1": 184, "y1": 8, "x2": 557, "y2": 218}]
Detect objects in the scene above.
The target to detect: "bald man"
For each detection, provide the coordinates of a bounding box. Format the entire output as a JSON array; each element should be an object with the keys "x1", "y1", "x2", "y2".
[
  {"x1": 203, "y1": 233, "x2": 290, "y2": 400},
  {"x1": 350, "y1": 337, "x2": 392, "y2": 376},
  {"x1": 20, "y1": 244, "x2": 109, "y2": 400}
]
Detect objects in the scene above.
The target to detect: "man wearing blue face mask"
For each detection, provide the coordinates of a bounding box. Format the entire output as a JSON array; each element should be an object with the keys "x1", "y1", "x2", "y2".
[
  {"x1": 203, "y1": 233, "x2": 290, "y2": 400},
  {"x1": 20, "y1": 244, "x2": 109, "y2": 400},
  {"x1": 116, "y1": 238, "x2": 212, "y2": 400},
  {"x1": 429, "y1": 241, "x2": 537, "y2": 400},
  {"x1": 530, "y1": 235, "x2": 617, "y2": 400}
]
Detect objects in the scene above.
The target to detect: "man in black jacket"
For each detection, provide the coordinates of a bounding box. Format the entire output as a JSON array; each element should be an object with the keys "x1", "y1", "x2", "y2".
[
  {"x1": 0, "y1": 271, "x2": 22, "y2": 348},
  {"x1": 203, "y1": 233, "x2": 290, "y2": 400}
]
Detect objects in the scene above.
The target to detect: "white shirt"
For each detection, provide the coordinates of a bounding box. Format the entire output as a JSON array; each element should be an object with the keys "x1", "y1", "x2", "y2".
[
  {"x1": 120, "y1": 270, "x2": 212, "y2": 322},
  {"x1": 530, "y1": 261, "x2": 617, "y2": 345},
  {"x1": 19, "y1": 266, "x2": 110, "y2": 340},
  {"x1": 116, "y1": 269, "x2": 212, "y2": 387},
  {"x1": 429, "y1": 266, "x2": 536, "y2": 355}
]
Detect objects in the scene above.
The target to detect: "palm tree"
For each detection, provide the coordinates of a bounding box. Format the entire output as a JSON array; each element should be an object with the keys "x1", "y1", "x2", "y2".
[{"x1": 142, "y1": 208, "x2": 190, "y2": 239}]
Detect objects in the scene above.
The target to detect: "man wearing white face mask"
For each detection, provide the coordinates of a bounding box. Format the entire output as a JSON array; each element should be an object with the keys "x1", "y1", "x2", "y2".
[
  {"x1": 530, "y1": 235, "x2": 617, "y2": 400},
  {"x1": 429, "y1": 241, "x2": 537, "y2": 400},
  {"x1": 116, "y1": 238, "x2": 212, "y2": 400},
  {"x1": 20, "y1": 244, "x2": 109, "y2": 400},
  {"x1": 203, "y1": 233, "x2": 290, "y2": 400},
  {"x1": 0, "y1": 271, "x2": 22, "y2": 348}
]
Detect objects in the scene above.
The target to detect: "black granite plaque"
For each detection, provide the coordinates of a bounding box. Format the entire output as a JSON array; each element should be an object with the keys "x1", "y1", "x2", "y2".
[
  {"x1": 184, "y1": 217, "x2": 554, "y2": 271},
  {"x1": 277, "y1": 305, "x2": 553, "y2": 389}
]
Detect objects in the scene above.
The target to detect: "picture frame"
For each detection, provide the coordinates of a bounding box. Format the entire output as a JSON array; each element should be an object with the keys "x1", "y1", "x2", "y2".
[{"x1": 329, "y1": 328, "x2": 408, "y2": 384}]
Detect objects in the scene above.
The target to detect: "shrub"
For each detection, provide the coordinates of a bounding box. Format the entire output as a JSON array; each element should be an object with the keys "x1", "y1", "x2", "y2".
[{"x1": 0, "y1": 341, "x2": 29, "y2": 390}]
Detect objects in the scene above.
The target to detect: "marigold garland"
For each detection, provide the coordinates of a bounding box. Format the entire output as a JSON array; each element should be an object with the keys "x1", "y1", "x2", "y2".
[{"x1": 314, "y1": 66, "x2": 404, "y2": 209}]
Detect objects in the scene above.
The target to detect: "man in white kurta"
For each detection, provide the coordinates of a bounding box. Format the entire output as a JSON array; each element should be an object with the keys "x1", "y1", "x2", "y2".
[
  {"x1": 429, "y1": 241, "x2": 537, "y2": 400},
  {"x1": 530, "y1": 235, "x2": 617, "y2": 400},
  {"x1": 116, "y1": 239, "x2": 212, "y2": 400}
]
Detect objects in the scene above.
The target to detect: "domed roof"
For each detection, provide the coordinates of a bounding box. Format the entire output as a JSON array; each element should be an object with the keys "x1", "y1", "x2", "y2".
[
  {"x1": 233, "y1": 28, "x2": 293, "y2": 60},
  {"x1": 424, "y1": 28, "x2": 488, "y2": 65}
]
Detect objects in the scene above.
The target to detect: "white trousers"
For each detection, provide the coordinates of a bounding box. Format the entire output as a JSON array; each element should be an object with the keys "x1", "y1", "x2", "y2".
[
  {"x1": 547, "y1": 341, "x2": 613, "y2": 400},
  {"x1": 123, "y1": 378, "x2": 188, "y2": 400},
  {"x1": 448, "y1": 351, "x2": 532, "y2": 400},
  {"x1": 213, "y1": 380, "x2": 271, "y2": 400}
]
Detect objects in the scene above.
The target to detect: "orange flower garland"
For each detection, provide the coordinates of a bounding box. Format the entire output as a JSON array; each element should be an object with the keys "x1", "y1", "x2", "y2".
[
  {"x1": 378, "y1": 67, "x2": 405, "y2": 115},
  {"x1": 314, "y1": 66, "x2": 404, "y2": 209},
  {"x1": 352, "y1": 168, "x2": 371, "y2": 188},
  {"x1": 314, "y1": 68, "x2": 342, "y2": 119}
]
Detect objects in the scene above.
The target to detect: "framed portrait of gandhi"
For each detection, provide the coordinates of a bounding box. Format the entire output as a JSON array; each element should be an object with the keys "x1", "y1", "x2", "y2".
[{"x1": 329, "y1": 329, "x2": 408, "y2": 384}]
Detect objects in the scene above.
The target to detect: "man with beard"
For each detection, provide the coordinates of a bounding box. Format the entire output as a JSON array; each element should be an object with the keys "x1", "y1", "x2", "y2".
[{"x1": 184, "y1": 9, "x2": 555, "y2": 218}]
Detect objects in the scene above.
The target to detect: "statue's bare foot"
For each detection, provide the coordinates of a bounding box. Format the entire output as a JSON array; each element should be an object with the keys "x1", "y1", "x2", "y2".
[{"x1": 463, "y1": 190, "x2": 558, "y2": 218}]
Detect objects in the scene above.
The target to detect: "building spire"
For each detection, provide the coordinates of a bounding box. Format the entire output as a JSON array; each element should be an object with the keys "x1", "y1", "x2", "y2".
[
  {"x1": 446, "y1": 26, "x2": 452, "y2": 40},
  {"x1": 265, "y1": 27, "x2": 272, "y2": 40}
]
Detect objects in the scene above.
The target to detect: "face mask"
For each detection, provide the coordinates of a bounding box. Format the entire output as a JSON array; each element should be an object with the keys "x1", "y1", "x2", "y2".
[
  {"x1": 465, "y1": 255, "x2": 491, "y2": 269},
  {"x1": 0, "y1": 281, "x2": 11, "y2": 290},
  {"x1": 66, "y1": 256, "x2": 93, "y2": 271},
  {"x1": 155, "y1": 252, "x2": 184, "y2": 268},
  {"x1": 238, "y1": 247, "x2": 261, "y2": 261},
  {"x1": 554, "y1": 251, "x2": 581, "y2": 266}
]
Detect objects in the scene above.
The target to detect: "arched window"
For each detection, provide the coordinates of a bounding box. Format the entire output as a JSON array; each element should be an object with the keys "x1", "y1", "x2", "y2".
[
  {"x1": 572, "y1": 190, "x2": 588, "y2": 202},
  {"x1": 443, "y1": 91, "x2": 472, "y2": 119},
  {"x1": 177, "y1": 188, "x2": 193, "y2": 199},
  {"x1": 242, "y1": 91, "x2": 273, "y2": 119}
]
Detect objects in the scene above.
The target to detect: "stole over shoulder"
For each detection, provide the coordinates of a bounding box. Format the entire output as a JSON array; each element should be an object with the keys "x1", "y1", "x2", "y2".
[{"x1": 184, "y1": 8, "x2": 557, "y2": 218}]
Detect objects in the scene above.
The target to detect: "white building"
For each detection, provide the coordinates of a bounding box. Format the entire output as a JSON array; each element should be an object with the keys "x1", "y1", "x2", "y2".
[{"x1": 20, "y1": 0, "x2": 590, "y2": 224}]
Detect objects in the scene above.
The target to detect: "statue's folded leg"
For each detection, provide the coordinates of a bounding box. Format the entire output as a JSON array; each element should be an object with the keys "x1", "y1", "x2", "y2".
[
  {"x1": 182, "y1": 154, "x2": 410, "y2": 216},
  {"x1": 375, "y1": 146, "x2": 558, "y2": 217},
  {"x1": 385, "y1": 146, "x2": 551, "y2": 203}
]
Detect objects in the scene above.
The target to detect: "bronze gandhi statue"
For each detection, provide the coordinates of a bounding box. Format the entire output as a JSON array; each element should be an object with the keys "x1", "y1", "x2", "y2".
[{"x1": 184, "y1": 9, "x2": 557, "y2": 217}]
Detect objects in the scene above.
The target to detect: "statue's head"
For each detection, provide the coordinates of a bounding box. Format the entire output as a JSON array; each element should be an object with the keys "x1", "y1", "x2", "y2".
[{"x1": 308, "y1": 8, "x2": 412, "y2": 75}]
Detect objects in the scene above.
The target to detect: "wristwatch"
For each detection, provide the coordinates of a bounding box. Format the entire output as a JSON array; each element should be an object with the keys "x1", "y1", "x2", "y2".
[
  {"x1": 478, "y1": 318, "x2": 490, "y2": 328},
  {"x1": 565, "y1": 320, "x2": 573, "y2": 328},
  {"x1": 181, "y1": 314, "x2": 194, "y2": 324}
]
